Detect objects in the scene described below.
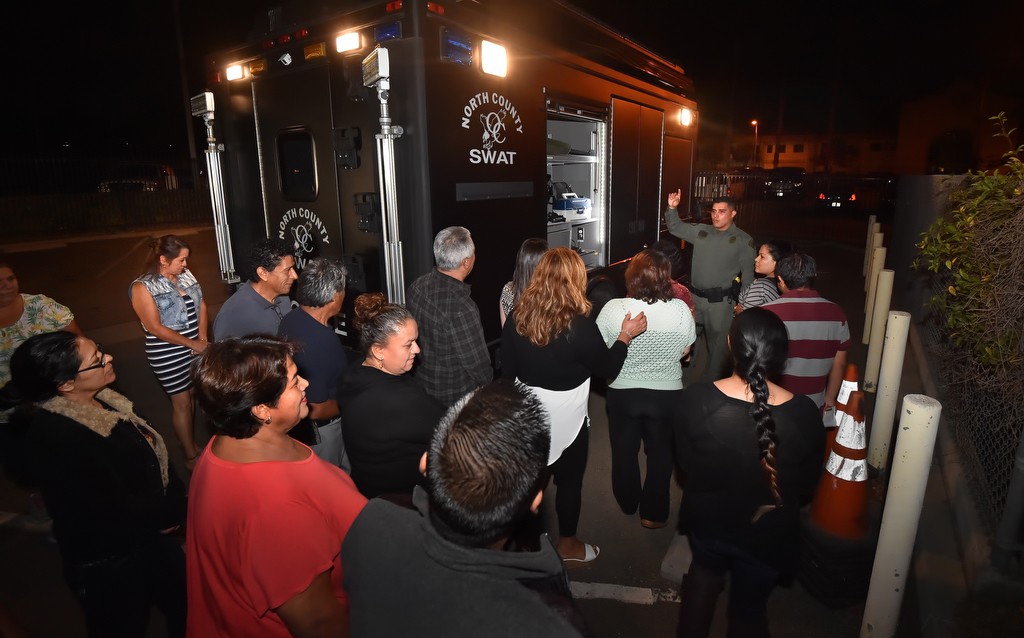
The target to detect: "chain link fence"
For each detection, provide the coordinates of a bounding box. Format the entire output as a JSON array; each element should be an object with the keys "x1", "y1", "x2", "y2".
[{"x1": 919, "y1": 274, "x2": 1024, "y2": 535}]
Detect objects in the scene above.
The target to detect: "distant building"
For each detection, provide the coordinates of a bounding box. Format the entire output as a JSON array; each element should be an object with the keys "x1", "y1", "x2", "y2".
[
  {"x1": 893, "y1": 83, "x2": 1023, "y2": 174},
  {"x1": 698, "y1": 132, "x2": 898, "y2": 175}
]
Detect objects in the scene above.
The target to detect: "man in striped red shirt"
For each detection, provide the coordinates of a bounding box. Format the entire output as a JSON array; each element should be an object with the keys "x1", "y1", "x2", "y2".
[{"x1": 763, "y1": 253, "x2": 850, "y2": 426}]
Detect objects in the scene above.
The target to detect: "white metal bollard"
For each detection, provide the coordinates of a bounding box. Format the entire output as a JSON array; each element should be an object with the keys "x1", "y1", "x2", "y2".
[
  {"x1": 860, "y1": 394, "x2": 942, "y2": 638},
  {"x1": 865, "y1": 231, "x2": 883, "y2": 292},
  {"x1": 864, "y1": 270, "x2": 894, "y2": 374},
  {"x1": 863, "y1": 247, "x2": 887, "y2": 343},
  {"x1": 868, "y1": 312, "x2": 911, "y2": 471},
  {"x1": 863, "y1": 216, "x2": 877, "y2": 276}
]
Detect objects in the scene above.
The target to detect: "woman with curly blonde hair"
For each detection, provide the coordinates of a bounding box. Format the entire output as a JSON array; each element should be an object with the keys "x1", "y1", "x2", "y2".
[{"x1": 501, "y1": 247, "x2": 647, "y2": 563}]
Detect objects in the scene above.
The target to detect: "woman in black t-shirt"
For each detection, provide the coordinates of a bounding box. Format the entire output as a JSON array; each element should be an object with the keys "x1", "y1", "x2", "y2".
[{"x1": 675, "y1": 308, "x2": 824, "y2": 637}]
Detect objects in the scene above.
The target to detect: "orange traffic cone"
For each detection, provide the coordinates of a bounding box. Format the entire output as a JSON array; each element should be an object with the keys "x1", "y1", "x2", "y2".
[
  {"x1": 825, "y1": 364, "x2": 860, "y2": 460},
  {"x1": 810, "y1": 391, "x2": 869, "y2": 540}
]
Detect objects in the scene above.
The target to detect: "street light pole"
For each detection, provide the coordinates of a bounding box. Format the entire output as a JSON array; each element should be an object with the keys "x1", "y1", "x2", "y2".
[{"x1": 751, "y1": 119, "x2": 759, "y2": 167}]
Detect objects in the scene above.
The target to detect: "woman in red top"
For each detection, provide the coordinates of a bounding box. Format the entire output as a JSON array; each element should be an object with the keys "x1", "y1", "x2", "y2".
[{"x1": 186, "y1": 335, "x2": 366, "y2": 637}]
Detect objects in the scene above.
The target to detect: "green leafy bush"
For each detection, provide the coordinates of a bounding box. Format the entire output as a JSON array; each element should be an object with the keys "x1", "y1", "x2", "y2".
[{"x1": 914, "y1": 113, "x2": 1024, "y2": 388}]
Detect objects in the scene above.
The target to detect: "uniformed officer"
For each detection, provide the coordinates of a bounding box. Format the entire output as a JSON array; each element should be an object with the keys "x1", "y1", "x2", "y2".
[{"x1": 664, "y1": 190, "x2": 756, "y2": 381}]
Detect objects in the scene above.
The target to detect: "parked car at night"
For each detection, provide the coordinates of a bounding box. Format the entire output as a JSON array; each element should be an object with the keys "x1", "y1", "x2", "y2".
[
  {"x1": 726, "y1": 166, "x2": 768, "y2": 201},
  {"x1": 810, "y1": 173, "x2": 860, "y2": 214},
  {"x1": 763, "y1": 167, "x2": 806, "y2": 199},
  {"x1": 97, "y1": 178, "x2": 159, "y2": 192},
  {"x1": 96, "y1": 164, "x2": 178, "y2": 193}
]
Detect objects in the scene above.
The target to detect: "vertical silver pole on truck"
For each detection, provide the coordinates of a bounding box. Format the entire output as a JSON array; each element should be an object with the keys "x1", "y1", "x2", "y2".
[
  {"x1": 190, "y1": 92, "x2": 239, "y2": 284},
  {"x1": 362, "y1": 46, "x2": 406, "y2": 304}
]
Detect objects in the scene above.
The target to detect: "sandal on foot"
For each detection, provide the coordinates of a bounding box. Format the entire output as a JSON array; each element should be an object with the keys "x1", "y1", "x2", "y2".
[{"x1": 562, "y1": 543, "x2": 600, "y2": 563}]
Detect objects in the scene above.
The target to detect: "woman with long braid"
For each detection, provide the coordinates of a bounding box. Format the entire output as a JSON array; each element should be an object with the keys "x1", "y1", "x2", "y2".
[{"x1": 674, "y1": 308, "x2": 824, "y2": 637}]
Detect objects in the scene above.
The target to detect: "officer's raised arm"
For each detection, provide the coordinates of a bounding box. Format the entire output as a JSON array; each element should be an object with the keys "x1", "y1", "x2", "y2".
[{"x1": 663, "y1": 189, "x2": 694, "y2": 241}]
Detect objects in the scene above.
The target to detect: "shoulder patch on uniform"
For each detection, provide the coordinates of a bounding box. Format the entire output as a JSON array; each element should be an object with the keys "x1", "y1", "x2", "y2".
[
  {"x1": 698, "y1": 230, "x2": 708, "y2": 239},
  {"x1": 729, "y1": 236, "x2": 737, "y2": 244},
  {"x1": 748, "y1": 238, "x2": 756, "y2": 248}
]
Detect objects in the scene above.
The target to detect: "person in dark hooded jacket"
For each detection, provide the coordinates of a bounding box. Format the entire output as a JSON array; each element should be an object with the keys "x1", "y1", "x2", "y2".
[
  {"x1": 339, "y1": 293, "x2": 445, "y2": 502},
  {"x1": 342, "y1": 379, "x2": 589, "y2": 637}
]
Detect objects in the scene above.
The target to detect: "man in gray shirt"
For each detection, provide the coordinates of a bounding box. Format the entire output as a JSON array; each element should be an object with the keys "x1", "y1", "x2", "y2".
[
  {"x1": 213, "y1": 238, "x2": 297, "y2": 340},
  {"x1": 664, "y1": 191, "x2": 756, "y2": 381}
]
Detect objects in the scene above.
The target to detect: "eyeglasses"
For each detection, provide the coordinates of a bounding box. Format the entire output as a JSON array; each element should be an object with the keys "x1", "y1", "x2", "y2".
[{"x1": 77, "y1": 343, "x2": 107, "y2": 374}]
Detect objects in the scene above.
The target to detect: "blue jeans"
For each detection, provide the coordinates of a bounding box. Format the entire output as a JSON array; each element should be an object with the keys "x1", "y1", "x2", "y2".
[{"x1": 677, "y1": 533, "x2": 779, "y2": 638}]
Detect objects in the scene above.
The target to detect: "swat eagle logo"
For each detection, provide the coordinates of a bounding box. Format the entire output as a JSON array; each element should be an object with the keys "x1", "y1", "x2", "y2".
[{"x1": 460, "y1": 91, "x2": 523, "y2": 165}]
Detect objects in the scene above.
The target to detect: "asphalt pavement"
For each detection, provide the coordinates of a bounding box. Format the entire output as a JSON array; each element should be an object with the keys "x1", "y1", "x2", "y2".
[{"x1": 0, "y1": 221, "x2": 949, "y2": 637}]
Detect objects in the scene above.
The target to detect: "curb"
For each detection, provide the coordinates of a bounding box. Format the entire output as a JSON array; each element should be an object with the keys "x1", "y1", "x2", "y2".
[{"x1": 0, "y1": 224, "x2": 211, "y2": 254}]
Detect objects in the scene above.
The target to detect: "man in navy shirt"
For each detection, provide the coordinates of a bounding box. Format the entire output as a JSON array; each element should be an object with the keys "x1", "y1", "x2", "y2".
[{"x1": 278, "y1": 258, "x2": 350, "y2": 470}]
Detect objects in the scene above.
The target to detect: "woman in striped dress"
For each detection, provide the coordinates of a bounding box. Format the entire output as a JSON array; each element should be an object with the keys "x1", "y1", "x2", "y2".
[{"x1": 130, "y1": 235, "x2": 209, "y2": 468}]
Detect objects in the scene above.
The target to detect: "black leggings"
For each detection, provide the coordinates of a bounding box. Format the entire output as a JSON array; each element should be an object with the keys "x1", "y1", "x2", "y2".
[
  {"x1": 549, "y1": 421, "x2": 590, "y2": 538},
  {"x1": 606, "y1": 387, "x2": 681, "y2": 523},
  {"x1": 677, "y1": 533, "x2": 779, "y2": 638}
]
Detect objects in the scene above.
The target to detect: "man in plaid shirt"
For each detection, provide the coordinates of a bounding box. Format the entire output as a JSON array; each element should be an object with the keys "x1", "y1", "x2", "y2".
[{"x1": 407, "y1": 227, "x2": 493, "y2": 406}]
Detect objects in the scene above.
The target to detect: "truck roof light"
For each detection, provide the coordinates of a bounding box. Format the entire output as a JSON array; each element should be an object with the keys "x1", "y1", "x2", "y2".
[
  {"x1": 441, "y1": 28, "x2": 472, "y2": 65},
  {"x1": 385, "y1": 1, "x2": 403, "y2": 12},
  {"x1": 374, "y1": 22, "x2": 402, "y2": 43},
  {"x1": 680, "y1": 107, "x2": 693, "y2": 127},
  {"x1": 336, "y1": 31, "x2": 361, "y2": 53},
  {"x1": 277, "y1": 34, "x2": 292, "y2": 45},
  {"x1": 225, "y1": 64, "x2": 245, "y2": 81},
  {"x1": 426, "y1": 2, "x2": 445, "y2": 14},
  {"x1": 480, "y1": 40, "x2": 507, "y2": 77},
  {"x1": 261, "y1": 39, "x2": 275, "y2": 49},
  {"x1": 296, "y1": 28, "x2": 310, "y2": 39},
  {"x1": 305, "y1": 42, "x2": 327, "y2": 60}
]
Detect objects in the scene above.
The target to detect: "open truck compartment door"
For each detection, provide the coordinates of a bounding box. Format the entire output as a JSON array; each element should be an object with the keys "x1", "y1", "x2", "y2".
[{"x1": 198, "y1": 0, "x2": 697, "y2": 343}]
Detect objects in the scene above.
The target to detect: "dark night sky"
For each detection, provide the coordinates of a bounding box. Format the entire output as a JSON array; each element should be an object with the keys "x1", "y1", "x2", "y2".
[{"x1": 5, "y1": 0, "x2": 1022, "y2": 160}]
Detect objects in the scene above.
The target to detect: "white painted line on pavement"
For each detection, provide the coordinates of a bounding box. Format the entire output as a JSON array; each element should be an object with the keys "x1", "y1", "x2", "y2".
[{"x1": 570, "y1": 581, "x2": 681, "y2": 605}]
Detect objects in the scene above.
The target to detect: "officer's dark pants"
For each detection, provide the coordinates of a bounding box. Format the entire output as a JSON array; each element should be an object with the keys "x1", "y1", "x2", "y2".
[{"x1": 693, "y1": 295, "x2": 734, "y2": 382}]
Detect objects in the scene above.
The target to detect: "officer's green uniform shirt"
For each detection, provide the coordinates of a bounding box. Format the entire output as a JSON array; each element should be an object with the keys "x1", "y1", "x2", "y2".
[{"x1": 663, "y1": 206, "x2": 756, "y2": 294}]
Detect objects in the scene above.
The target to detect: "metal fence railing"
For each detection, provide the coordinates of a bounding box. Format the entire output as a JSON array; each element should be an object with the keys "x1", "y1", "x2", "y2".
[
  {"x1": 0, "y1": 157, "x2": 211, "y2": 242},
  {"x1": 0, "y1": 157, "x2": 197, "y2": 196},
  {"x1": 0, "y1": 191, "x2": 212, "y2": 241}
]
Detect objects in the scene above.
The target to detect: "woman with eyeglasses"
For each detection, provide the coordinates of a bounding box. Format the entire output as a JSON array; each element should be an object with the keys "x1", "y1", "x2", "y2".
[
  {"x1": 129, "y1": 235, "x2": 209, "y2": 469},
  {"x1": 6, "y1": 330, "x2": 187, "y2": 638}
]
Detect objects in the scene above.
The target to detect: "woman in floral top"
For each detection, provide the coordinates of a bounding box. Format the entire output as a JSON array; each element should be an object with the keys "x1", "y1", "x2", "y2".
[{"x1": 0, "y1": 261, "x2": 81, "y2": 393}]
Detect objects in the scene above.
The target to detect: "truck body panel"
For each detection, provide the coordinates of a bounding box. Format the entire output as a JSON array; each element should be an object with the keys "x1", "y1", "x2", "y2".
[{"x1": 200, "y1": 0, "x2": 697, "y2": 343}]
